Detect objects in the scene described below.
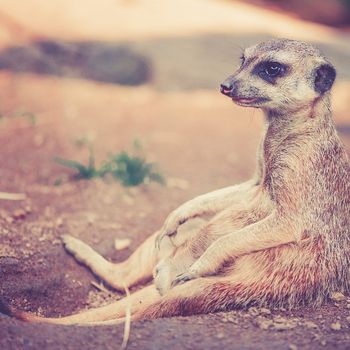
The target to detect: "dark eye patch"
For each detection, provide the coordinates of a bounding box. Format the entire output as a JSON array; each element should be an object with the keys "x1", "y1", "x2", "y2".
[{"x1": 252, "y1": 61, "x2": 289, "y2": 84}]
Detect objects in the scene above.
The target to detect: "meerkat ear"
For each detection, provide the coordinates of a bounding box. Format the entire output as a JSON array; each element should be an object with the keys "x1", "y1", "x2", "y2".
[{"x1": 314, "y1": 63, "x2": 336, "y2": 94}]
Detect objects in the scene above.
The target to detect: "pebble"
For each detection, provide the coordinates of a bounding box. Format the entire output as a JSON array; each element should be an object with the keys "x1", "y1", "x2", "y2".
[
  {"x1": 166, "y1": 177, "x2": 189, "y2": 190},
  {"x1": 114, "y1": 238, "x2": 132, "y2": 250},
  {"x1": 55, "y1": 218, "x2": 64, "y2": 227},
  {"x1": 260, "y1": 308, "x2": 271, "y2": 315},
  {"x1": 86, "y1": 213, "x2": 96, "y2": 225},
  {"x1": 247, "y1": 307, "x2": 258, "y2": 316},
  {"x1": 304, "y1": 321, "x2": 318, "y2": 329},
  {"x1": 216, "y1": 332, "x2": 225, "y2": 339},
  {"x1": 5, "y1": 216, "x2": 14, "y2": 224},
  {"x1": 330, "y1": 322, "x2": 341, "y2": 331},
  {"x1": 273, "y1": 322, "x2": 297, "y2": 331},
  {"x1": 330, "y1": 292, "x2": 345, "y2": 302},
  {"x1": 257, "y1": 319, "x2": 273, "y2": 330},
  {"x1": 12, "y1": 209, "x2": 27, "y2": 219}
]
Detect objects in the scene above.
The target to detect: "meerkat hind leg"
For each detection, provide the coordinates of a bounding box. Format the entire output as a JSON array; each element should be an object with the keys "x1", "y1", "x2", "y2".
[
  {"x1": 62, "y1": 234, "x2": 154, "y2": 290},
  {"x1": 62, "y1": 218, "x2": 207, "y2": 291},
  {"x1": 62, "y1": 230, "x2": 176, "y2": 291},
  {"x1": 62, "y1": 234, "x2": 120, "y2": 284}
]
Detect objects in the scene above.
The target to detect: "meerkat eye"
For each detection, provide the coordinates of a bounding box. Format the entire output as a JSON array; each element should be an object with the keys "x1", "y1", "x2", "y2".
[
  {"x1": 253, "y1": 61, "x2": 288, "y2": 83},
  {"x1": 264, "y1": 62, "x2": 282, "y2": 76}
]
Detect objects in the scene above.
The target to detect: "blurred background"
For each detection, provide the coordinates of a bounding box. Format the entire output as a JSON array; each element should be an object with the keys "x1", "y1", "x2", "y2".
[
  {"x1": 0, "y1": 0, "x2": 349, "y2": 186},
  {"x1": 0, "y1": 0, "x2": 350, "y2": 333}
]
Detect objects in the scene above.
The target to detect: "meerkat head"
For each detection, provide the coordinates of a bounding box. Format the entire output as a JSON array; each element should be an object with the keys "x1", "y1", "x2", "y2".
[{"x1": 220, "y1": 39, "x2": 336, "y2": 113}]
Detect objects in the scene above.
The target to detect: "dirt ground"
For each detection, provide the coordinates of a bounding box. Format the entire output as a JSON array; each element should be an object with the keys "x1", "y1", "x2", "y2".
[{"x1": 0, "y1": 1, "x2": 350, "y2": 349}]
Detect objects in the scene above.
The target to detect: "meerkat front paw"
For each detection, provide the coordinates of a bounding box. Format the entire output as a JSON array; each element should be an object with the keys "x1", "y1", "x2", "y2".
[
  {"x1": 153, "y1": 258, "x2": 178, "y2": 295},
  {"x1": 156, "y1": 214, "x2": 207, "y2": 251},
  {"x1": 154, "y1": 247, "x2": 198, "y2": 294}
]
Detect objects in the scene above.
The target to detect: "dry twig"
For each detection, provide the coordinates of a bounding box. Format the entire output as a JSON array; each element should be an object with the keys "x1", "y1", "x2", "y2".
[
  {"x1": 120, "y1": 284, "x2": 132, "y2": 350},
  {"x1": 0, "y1": 191, "x2": 26, "y2": 201}
]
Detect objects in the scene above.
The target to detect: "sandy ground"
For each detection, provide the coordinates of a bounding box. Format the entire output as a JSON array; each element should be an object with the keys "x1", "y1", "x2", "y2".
[{"x1": 0, "y1": 0, "x2": 350, "y2": 349}]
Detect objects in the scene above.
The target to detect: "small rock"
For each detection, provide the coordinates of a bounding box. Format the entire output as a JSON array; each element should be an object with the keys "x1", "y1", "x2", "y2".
[
  {"x1": 345, "y1": 316, "x2": 350, "y2": 323},
  {"x1": 289, "y1": 344, "x2": 298, "y2": 350},
  {"x1": 260, "y1": 308, "x2": 271, "y2": 315},
  {"x1": 225, "y1": 315, "x2": 238, "y2": 324},
  {"x1": 216, "y1": 332, "x2": 224, "y2": 339},
  {"x1": 330, "y1": 292, "x2": 345, "y2": 302},
  {"x1": 114, "y1": 238, "x2": 132, "y2": 251},
  {"x1": 12, "y1": 209, "x2": 27, "y2": 220},
  {"x1": 273, "y1": 316, "x2": 288, "y2": 323},
  {"x1": 273, "y1": 322, "x2": 297, "y2": 331},
  {"x1": 5, "y1": 216, "x2": 14, "y2": 224},
  {"x1": 248, "y1": 307, "x2": 260, "y2": 316},
  {"x1": 304, "y1": 321, "x2": 318, "y2": 329},
  {"x1": 86, "y1": 213, "x2": 96, "y2": 225},
  {"x1": 55, "y1": 217, "x2": 64, "y2": 227},
  {"x1": 272, "y1": 316, "x2": 297, "y2": 331},
  {"x1": 330, "y1": 322, "x2": 341, "y2": 331},
  {"x1": 167, "y1": 178, "x2": 190, "y2": 190},
  {"x1": 256, "y1": 318, "x2": 273, "y2": 330}
]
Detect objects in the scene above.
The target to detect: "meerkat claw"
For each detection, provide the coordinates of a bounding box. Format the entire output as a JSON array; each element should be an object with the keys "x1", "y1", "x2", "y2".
[
  {"x1": 171, "y1": 272, "x2": 196, "y2": 287},
  {"x1": 155, "y1": 230, "x2": 176, "y2": 250}
]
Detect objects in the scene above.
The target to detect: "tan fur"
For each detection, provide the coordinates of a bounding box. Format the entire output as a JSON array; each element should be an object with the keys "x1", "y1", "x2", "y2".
[{"x1": 2, "y1": 39, "x2": 349, "y2": 325}]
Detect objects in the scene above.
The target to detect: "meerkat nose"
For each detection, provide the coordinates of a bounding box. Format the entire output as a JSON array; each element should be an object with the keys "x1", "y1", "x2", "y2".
[{"x1": 220, "y1": 82, "x2": 234, "y2": 96}]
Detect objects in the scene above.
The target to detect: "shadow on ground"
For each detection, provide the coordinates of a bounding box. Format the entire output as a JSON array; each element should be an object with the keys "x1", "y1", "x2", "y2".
[
  {"x1": 0, "y1": 33, "x2": 350, "y2": 90},
  {"x1": 0, "y1": 41, "x2": 151, "y2": 85}
]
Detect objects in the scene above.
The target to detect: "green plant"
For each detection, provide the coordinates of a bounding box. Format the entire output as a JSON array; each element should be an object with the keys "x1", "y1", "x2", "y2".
[
  {"x1": 107, "y1": 151, "x2": 165, "y2": 186},
  {"x1": 55, "y1": 143, "x2": 100, "y2": 179},
  {"x1": 55, "y1": 141, "x2": 165, "y2": 186}
]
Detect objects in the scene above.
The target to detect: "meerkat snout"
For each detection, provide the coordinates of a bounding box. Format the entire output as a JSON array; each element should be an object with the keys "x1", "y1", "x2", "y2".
[
  {"x1": 220, "y1": 79, "x2": 235, "y2": 96},
  {"x1": 221, "y1": 39, "x2": 337, "y2": 112}
]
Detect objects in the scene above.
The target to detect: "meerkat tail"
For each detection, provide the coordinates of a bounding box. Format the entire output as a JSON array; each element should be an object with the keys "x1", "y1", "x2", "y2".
[
  {"x1": 0, "y1": 299, "x2": 52, "y2": 324},
  {"x1": 0, "y1": 284, "x2": 161, "y2": 325}
]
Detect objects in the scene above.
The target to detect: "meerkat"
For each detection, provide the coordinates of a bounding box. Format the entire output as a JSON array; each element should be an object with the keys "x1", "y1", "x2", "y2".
[{"x1": 1, "y1": 38, "x2": 349, "y2": 325}]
